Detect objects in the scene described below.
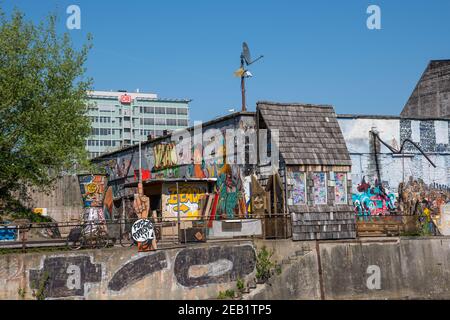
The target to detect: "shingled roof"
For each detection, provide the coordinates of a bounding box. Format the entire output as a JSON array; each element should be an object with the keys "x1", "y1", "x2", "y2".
[{"x1": 257, "y1": 101, "x2": 352, "y2": 166}]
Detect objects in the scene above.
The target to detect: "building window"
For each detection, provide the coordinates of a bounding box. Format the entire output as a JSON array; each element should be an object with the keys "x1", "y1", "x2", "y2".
[
  {"x1": 312, "y1": 172, "x2": 327, "y2": 205},
  {"x1": 166, "y1": 107, "x2": 176, "y2": 115},
  {"x1": 155, "y1": 118, "x2": 166, "y2": 125},
  {"x1": 140, "y1": 118, "x2": 154, "y2": 126},
  {"x1": 291, "y1": 172, "x2": 306, "y2": 205},
  {"x1": 334, "y1": 172, "x2": 347, "y2": 204},
  {"x1": 177, "y1": 119, "x2": 188, "y2": 126},
  {"x1": 140, "y1": 106, "x2": 154, "y2": 114},
  {"x1": 167, "y1": 119, "x2": 177, "y2": 126},
  {"x1": 155, "y1": 107, "x2": 165, "y2": 114},
  {"x1": 177, "y1": 108, "x2": 188, "y2": 115}
]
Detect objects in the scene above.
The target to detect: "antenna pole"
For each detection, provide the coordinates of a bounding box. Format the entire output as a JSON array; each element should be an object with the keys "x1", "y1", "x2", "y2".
[{"x1": 241, "y1": 57, "x2": 246, "y2": 112}]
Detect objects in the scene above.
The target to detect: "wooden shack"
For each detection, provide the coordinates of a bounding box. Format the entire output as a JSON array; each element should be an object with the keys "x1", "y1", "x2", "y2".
[{"x1": 257, "y1": 102, "x2": 356, "y2": 240}]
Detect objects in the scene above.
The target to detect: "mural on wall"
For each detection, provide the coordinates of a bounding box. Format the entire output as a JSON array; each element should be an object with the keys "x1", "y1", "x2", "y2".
[
  {"x1": 29, "y1": 256, "x2": 102, "y2": 299},
  {"x1": 291, "y1": 172, "x2": 306, "y2": 205},
  {"x1": 95, "y1": 115, "x2": 257, "y2": 220},
  {"x1": 173, "y1": 245, "x2": 256, "y2": 287},
  {"x1": 215, "y1": 165, "x2": 246, "y2": 219},
  {"x1": 334, "y1": 173, "x2": 347, "y2": 204},
  {"x1": 338, "y1": 117, "x2": 450, "y2": 193},
  {"x1": 312, "y1": 172, "x2": 327, "y2": 205},
  {"x1": 78, "y1": 175, "x2": 107, "y2": 208},
  {"x1": 352, "y1": 177, "x2": 396, "y2": 216},
  {"x1": 108, "y1": 251, "x2": 167, "y2": 292},
  {"x1": 162, "y1": 183, "x2": 208, "y2": 220},
  {"x1": 153, "y1": 143, "x2": 178, "y2": 170}
]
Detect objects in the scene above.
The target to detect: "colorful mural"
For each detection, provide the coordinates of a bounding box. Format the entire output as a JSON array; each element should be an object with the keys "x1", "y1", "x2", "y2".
[
  {"x1": 334, "y1": 173, "x2": 347, "y2": 204},
  {"x1": 162, "y1": 183, "x2": 208, "y2": 220},
  {"x1": 153, "y1": 143, "x2": 178, "y2": 170},
  {"x1": 312, "y1": 172, "x2": 327, "y2": 205},
  {"x1": 352, "y1": 178, "x2": 396, "y2": 216},
  {"x1": 292, "y1": 172, "x2": 306, "y2": 205},
  {"x1": 78, "y1": 175, "x2": 107, "y2": 208},
  {"x1": 95, "y1": 115, "x2": 257, "y2": 221}
]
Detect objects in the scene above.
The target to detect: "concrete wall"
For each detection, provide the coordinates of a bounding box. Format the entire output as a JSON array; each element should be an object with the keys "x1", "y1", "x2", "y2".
[
  {"x1": 249, "y1": 238, "x2": 450, "y2": 300},
  {"x1": 0, "y1": 241, "x2": 256, "y2": 300},
  {"x1": 23, "y1": 175, "x2": 83, "y2": 222},
  {"x1": 3, "y1": 238, "x2": 450, "y2": 300}
]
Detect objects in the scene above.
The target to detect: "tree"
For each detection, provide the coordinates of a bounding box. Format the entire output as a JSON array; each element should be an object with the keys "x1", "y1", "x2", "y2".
[{"x1": 0, "y1": 8, "x2": 93, "y2": 211}]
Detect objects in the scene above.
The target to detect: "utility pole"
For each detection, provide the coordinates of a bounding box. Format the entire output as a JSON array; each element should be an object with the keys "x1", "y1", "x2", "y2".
[{"x1": 240, "y1": 56, "x2": 246, "y2": 112}]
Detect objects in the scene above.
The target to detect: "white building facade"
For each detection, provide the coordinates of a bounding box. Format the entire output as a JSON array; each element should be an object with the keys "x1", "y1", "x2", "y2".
[{"x1": 86, "y1": 90, "x2": 190, "y2": 158}]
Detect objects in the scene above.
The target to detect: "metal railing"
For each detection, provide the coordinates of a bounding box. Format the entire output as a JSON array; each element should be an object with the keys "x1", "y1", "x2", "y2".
[{"x1": 0, "y1": 213, "x2": 292, "y2": 252}]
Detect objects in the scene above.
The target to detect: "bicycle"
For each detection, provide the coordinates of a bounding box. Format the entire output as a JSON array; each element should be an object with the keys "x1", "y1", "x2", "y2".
[{"x1": 66, "y1": 221, "x2": 110, "y2": 250}]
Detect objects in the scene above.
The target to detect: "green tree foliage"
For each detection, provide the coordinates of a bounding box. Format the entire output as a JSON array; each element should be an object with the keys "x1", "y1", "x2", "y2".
[{"x1": 0, "y1": 8, "x2": 93, "y2": 208}]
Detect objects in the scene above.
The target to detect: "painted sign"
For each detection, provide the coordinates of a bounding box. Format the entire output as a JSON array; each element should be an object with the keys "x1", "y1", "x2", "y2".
[
  {"x1": 78, "y1": 174, "x2": 107, "y2": 208},
  {"x1": 162, "y1": 183, "x2": 208, "y2": 220},
  {"x1": 131, "y1": 219, "x2": 155, "y2": 242}
]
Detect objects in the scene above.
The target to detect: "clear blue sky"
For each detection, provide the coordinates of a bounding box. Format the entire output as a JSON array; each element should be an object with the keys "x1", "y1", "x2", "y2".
[{"x1": 3, "y1": 0, "x2": 450, "y2": 122}]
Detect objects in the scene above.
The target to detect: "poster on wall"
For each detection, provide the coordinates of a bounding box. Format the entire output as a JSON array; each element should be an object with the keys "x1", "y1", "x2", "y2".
[
  {"x1": 312, "y1": 172, "x2": 327, "y2": 205},
  {"x1": 334, "y1": 173, "x2": 347, "y2": 204},
  {"x1": 162, "y1": 182, "x2": 208, "y2": 220},
  {"x1": 78, "y1": 174, "x2": 108, "y2": 208},
  {"x1": 292, "y1": 172, "x2": 306, "y2": 205}
]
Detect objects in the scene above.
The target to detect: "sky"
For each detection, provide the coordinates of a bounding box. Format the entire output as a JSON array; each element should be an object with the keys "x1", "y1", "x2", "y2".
[{"x1": 2, "y1": 0, "x2": 450, "y2": 123}]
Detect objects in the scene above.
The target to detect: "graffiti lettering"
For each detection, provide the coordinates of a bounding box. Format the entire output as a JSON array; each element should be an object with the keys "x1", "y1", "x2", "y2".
[
  {"x1": 174, "y1": 245, "x2": 256, "y2": 287},
  {"x1": 66, "y1": 265, "x2": 81, "y2": 290},
  {"x1": 153, "y1": 143, "x2": 178, "y2": 170},
  {"x1": 29, "y1": 256, "x2": 102, "y2": 298},
  {"x1": 108, "y1": 251, "x2": 167, "y2": 292}
]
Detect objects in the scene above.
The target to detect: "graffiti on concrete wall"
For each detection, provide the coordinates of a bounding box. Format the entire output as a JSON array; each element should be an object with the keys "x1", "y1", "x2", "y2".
[
  {"x1": 153, "y1": 143, "x2": 178, "y2": 170},
  {"x1": 29, "y1": 256, "x2": 102, "y2": 298},
  {"x1": 108, "y1": 251, "x2": 167, "y2": 292},
  {"x1": 173, "y1": 245, "x2": 256, "y2": 287},
  {"x1": 352, "y1": 178, "x2": 396, "y2": 216},
  {"x1": 162, "y1": 183, "x2": 208, "y2": 220},
  {"x1": 215, "y1": 165, "x2": 246, "y2": 219},
  {"x1": 78, "y1": 175, "x2": 107, "y2": 208}
]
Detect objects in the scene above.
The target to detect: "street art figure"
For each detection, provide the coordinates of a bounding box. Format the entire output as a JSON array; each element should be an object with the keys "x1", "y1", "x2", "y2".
[{"x1": 352, "y1": 177, "x2": 396, "y2": 216}]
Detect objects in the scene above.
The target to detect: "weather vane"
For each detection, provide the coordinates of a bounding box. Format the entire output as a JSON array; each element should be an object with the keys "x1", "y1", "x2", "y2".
[{"x1": 234, "y1": 42, "x2": 263, "y2": 111}]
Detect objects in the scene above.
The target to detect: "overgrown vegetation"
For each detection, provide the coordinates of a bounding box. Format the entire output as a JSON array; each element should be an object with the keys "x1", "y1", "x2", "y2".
[
  {"x1": 31, "y1": 271, "x2": 50, "y2": 300},
  {"x1": 0, "y1": 6, "x2": 94, "y2": 213},
  {"x1": 255, "y1": 246, "x2": 276, "y2": 282},
  {"x1": 217, "y1": 289, "x2": 235, "y2": 300},
  {"x1": 236, "y1": 277, "x2": 245, "y2": 292},
  {"x1": 17, "y1": 287, "x2": 26, "y2": 299}
]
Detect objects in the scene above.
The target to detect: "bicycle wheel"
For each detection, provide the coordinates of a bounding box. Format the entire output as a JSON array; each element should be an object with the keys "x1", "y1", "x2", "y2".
[
  {"x1": 95, "y1": 230, "x2": 110, "y2": 249},
  {"x1": 66, "y1": 227, "x2": 83, "y2": 250},
  {"x1": 119, "y1": 231, "x2": 136, "y2": 247}
]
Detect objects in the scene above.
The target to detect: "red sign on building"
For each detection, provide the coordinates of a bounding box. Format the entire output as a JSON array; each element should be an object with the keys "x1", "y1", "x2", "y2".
[{"x1": 119, "y1": 94, "x2": 132, "y2": 104}]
